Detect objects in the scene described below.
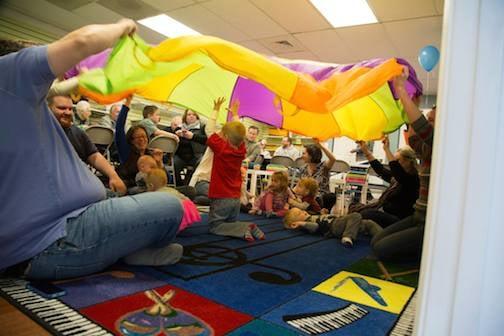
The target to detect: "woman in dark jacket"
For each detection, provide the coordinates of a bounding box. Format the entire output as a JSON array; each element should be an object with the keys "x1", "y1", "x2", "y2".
[
  {"x1": 115, "y1": 98, "x2": 155, "y2": 189},
  {"x1": 172, "y1": 109, "x2": 207, "y2": 186},
  {"x1": 350, "y1": 138, "x2": 419, "y2": 228}
]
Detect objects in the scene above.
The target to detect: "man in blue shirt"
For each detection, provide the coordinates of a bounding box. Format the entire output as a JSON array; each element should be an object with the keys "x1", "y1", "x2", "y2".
[
  {"x1": 0, "y1": 20, "x2": 184, "y2": 280},
  {"x1": 48, "y1": 94, "x2": 126, "y2": 194}
]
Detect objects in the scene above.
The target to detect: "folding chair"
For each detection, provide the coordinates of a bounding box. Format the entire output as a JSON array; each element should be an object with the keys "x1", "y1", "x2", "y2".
[
  {"x1": 330, "y1": 159, "x2": 351, "y2": 175},
  {"x1": 148, "y1": 135, "x2": 178, "y2": 187},
  {"x1": 295, "y1": 157, "x2": 306, "y2": 168},
  {"x1": 85, "y1": 125, "x2": 114, "y2": 161},
  {"x1": 270, "y1": 155, "x2": 295, "y2": 168}
]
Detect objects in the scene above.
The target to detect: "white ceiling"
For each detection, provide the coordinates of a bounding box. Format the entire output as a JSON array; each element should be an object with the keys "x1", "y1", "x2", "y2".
[{"x1": 0, "y1": 0, "x2": 443, "y2": 94}]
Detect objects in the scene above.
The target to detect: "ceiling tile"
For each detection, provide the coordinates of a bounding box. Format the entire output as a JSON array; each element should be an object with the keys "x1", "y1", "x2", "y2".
[
  {"x1": 258, "y1": 34, "x2": 306, "y2": 53},
  {"x1": 294, "y1": 29, "x2": 355, "y2": 64},
  {"x1": 73, "y1": 2, "x2": 166, "y2": 44},
  {"x1": 368, "y1": 0, "x2": 438, "y2": 22},
  {"x1": 46, "y1": 0, "x2": 95, "y2": 11},
  {"x1": 201, "y1": 0, "x2": 287, "y2": 39},
  {"x1": 73, "y1": 2, "x2": 124, "y2": 23},
  {"x1": 141, "y1": 0, "x2": 195, "y2": 12},
  {"x1": 383, "y1": 16, "x2": 442, "y2": 58},
  {"x1": 434, "y1": 0, "x2": 445, "y2": 14},
  {"x1": 336, "y1": 23, "x2": 399, "y2": 60},
  {"x1": 4, "y1": 0, "x2": 89, "y2": 32},
  {"x1": 97, "y1": 0, "x2": 159, "y2": 20},
  {"x1": 276, "y1": 50, "x2": 319, "y2": 61},
  {"x1": 0, "y1": 4, "x2": 68, "y2": 38},
  {"x1": 167, "y1": 4, "x2": 250, "y2": 42},
  {"x1": 250, "y1": 0, "x2": 331, "y2": 33},
  {"x1": 237, "y1": 40, "x2": 273, "y2": 55}
]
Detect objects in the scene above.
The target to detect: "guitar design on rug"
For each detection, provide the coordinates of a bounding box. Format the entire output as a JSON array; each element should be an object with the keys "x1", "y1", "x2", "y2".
[
  {"x1": 332, "y1": 276, "x2": 388, "y2": 306},
  {"x1": 117, "y1": 289, "x2": 213, "y2": 336}
]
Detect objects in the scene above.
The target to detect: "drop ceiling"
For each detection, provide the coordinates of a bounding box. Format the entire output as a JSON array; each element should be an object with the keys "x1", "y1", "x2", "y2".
[{"x1": 0, "y1": 0, "x2": 443, "y2": 94}]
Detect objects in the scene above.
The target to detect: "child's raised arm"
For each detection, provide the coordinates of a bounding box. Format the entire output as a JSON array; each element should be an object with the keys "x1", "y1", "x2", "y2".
[{"x1": 207, "y1": 97, "x2": 226, "y2": 135}]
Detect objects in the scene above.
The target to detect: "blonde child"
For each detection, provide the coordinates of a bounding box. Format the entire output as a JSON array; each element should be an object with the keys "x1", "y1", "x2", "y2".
[
  {"x1": 207, "y1": 98, "x2": 265, "y2": 241},
  {"x1": 288, "y1": 177, "x2": 323, "y2": 214},
  {"x1": 145, "y1": 168, "x2": 201, "y2": 233},
  {"x1": 240, "y1": 166, "x2": 255, "y2": 212},
  {"x1": 249, "y1": 171, "x2": 292, "y2": 217},
  {"x1": 283, "y1": 208, "x2": 382, "y2": 247},
  {"x1": 136, "y1": 155, "x2": 158, "y2": 187}
]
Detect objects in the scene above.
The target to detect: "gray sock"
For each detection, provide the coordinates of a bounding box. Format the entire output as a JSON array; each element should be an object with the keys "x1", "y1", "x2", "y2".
[{"x1": 123, "y1": 243, "x2": 183, "y2": 266}]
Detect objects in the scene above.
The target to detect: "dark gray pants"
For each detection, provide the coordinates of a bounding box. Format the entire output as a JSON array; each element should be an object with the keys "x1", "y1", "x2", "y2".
[
  {"x1": 371, "y1": 212, "x2": 425, "y2": 261},
  {"x1": 208, "y1": 198, "x2": 251, "y2": 238},
  {"x1": 329, "y1": 213, "x2": 382, "y2": 240}
]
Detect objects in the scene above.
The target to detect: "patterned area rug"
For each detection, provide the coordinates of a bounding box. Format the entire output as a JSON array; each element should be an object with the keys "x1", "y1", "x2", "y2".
[{"x1": 1, "y1": 214, "x2": 419, "y2": 335}]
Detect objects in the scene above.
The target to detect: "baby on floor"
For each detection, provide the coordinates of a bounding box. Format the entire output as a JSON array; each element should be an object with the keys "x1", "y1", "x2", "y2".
[{"x1": 283, "y1": 208, "x2": 382, "y2": 247}]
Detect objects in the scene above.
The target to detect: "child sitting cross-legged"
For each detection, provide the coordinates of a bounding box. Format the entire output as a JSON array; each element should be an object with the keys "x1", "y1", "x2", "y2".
[
  {"x1": 145, "y1": 168, "x2": 201, "y2": 233},
  {"x1": 249, "y1": 171, "x2": 293, "y2": 217},
  {"x1": 288, "y1": 177, "x2": 324, "y2": 214},
  {"x1": 283, "y1": 208, "x2": 382, "y2": 247}
]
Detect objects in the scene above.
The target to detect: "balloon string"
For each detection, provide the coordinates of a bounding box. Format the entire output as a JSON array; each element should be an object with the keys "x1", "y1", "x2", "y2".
[{"x1": 426, "y1": 72, "x2": 430, "y2": 107}]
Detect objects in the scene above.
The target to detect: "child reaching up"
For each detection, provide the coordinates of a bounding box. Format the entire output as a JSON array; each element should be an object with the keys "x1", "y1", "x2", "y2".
[
  {"x1": 283, "y1": 208, "x2": 382, "y2": 247},
  {"x1": 249, "y1": 171, "x2": 293, "y2": 217},
  {"x1": 288, "y1": 177, "x2": 323, "y2": 214},
  {"x1": 145, "y1": 168, "x2": 201, "y2": 233},
  {"x1": 207, "y1": 98, "x2": 265, "y2": 241}
]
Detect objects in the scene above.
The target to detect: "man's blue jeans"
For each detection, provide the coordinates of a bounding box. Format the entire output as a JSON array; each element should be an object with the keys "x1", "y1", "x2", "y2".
[{"x1": 26, "y1": 192, "x2": 182, "y2": 280}]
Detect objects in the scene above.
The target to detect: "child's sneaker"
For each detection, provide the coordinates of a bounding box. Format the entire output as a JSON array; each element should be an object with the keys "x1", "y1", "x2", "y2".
[
  {"x1": 244, "y1": 229, "x2": 255, "y2": 242},
  {"x1": 249, "y1": 224, "x2": 265, "y2": 240},
  {"x1": 341, "y1": 236, "x2": 353, "y2": 248}
]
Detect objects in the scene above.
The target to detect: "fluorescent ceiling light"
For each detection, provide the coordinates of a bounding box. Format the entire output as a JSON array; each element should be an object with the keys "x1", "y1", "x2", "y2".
[
  {"x1": 310, "y1": 0, "x2": 378, "y2": 28},
  {"x1": 138, "y1": 14, "x2": 200, "y2": 38}
]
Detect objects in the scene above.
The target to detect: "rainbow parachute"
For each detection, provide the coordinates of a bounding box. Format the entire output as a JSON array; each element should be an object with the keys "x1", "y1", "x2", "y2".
[{"x1": 73, "y1": 35, "x2": 422, "y2": 141}]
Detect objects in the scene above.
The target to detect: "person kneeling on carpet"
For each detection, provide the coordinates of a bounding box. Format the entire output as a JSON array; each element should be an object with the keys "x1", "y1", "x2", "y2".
[
  {"x1": 206, "y1": 98, "x2": 265, "y2": 242},
  {"x1": 283, "y1": 208, "x2": 382, "y2": 247}
]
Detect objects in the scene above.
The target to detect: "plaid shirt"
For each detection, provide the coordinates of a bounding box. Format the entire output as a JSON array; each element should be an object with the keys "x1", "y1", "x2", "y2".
[{"x1": 409, "y1": 115, "x2": 434, "y2": 216}]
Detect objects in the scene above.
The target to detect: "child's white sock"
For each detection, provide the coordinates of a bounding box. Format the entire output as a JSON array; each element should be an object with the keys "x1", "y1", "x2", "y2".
[{"x1": 341, "y1": 236, "x2": 353, "y2": 248}]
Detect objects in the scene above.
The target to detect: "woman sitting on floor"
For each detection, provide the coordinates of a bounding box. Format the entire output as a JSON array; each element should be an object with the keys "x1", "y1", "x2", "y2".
[{"x1": 349, "y1": 137, "x2": 419, "y2": 228}]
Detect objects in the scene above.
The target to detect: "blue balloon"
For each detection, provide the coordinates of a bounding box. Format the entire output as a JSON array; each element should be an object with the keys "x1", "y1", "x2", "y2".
[{"x1": 418, "y1": 45, "x2": 440, "y2": 72}]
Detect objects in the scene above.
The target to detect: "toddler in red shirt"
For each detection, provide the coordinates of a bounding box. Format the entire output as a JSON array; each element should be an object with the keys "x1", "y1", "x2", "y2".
[{"x1": 206, "y1": 99, "x2": 265, "y2": 241}]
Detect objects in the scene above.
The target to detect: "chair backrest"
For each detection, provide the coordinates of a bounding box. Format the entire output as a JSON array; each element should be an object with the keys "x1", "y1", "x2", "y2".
[
  {"x1": 295, "y1": 157, "x2": 306, "y2": 168},
  {"x1": 148, "y1": 135, "x2": 178, "y2": 154},
  {"x1": 85, "y1": 125, "x2": 114, "y2": 146},
  {"x1": 330, "y1": 159, "x2": 351, "y2": 174},
  {"x1": 270, "y1": 155, "x2": 295, "y2": 168}
]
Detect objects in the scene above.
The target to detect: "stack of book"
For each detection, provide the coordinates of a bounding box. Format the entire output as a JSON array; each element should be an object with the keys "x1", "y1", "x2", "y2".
[{"x1": 345, "y1": 166, "x2": 368, "y2": 185}]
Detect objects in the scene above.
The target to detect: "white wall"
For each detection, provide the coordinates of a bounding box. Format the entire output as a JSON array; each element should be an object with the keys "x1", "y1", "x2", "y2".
[{"x1": 416, "y1": 0, "x2": 504, "y2": 335}]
